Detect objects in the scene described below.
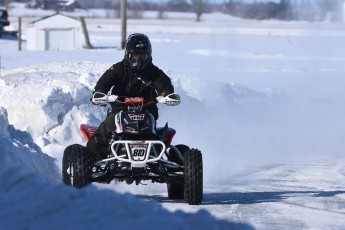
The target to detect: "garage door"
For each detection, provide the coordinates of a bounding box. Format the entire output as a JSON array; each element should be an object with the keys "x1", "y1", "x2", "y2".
[{"x1": 46, "y1": 29, "x2": 74, "y2": 50}]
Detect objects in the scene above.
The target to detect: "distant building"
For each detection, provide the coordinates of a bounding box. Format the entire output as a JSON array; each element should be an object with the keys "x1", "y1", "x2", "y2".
[
  {"x1": 27, "y1": 0, "x2": 81, "y2": 11},
  {"x1": 26, "y1": 13, "x2": 83, "y2": 51}
]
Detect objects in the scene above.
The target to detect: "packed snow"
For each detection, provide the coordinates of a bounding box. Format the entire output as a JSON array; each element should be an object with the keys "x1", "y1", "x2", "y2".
[{"x1": 1, "y1": 9, "x2": 345, "y2": 229}]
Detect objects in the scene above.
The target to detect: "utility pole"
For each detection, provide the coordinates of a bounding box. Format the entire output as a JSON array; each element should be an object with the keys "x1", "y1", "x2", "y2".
[
  {"x1": 18, "y1": 17, "x2": 22, "y2": 51},
  {"x1": 121, "y1": 0, "x2": 127, "y2": 49}
]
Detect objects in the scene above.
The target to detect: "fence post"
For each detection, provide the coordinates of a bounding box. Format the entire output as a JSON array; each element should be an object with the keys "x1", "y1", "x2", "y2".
[
  {"x1": 18, "y1": 17, "x2": 22, "y2": 51},
  {"x1": 80, "y1": 16, "x2": 92, "y2": 49}
]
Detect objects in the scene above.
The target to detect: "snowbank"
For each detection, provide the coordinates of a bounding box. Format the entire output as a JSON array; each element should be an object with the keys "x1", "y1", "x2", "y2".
[
  {"x1": 2, "y1": 58, "x2": 345, "y2": 184},
  {"x1": 0, "y1": 107, "x2": 58, "y2": 181},
  {"x1": 0, "y1": 61, "x2": 287, "y2": 180},
  {"x1": 0, "y1": 106, "x2": 252, "y2": 230}
]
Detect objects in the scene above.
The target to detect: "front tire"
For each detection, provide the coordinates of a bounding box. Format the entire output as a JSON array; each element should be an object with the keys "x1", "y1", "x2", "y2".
[
  {"x1": 184, "y1": 148, "x2": 203, "y2": 205},
  {"x1": 62, "y1": 144, "x2": 91, "y2": 188}
]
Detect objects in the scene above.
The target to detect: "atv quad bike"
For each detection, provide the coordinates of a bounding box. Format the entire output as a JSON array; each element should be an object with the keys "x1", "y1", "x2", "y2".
[{"x1": 62, "y1": 91, "x2": 203, "y2": 205}]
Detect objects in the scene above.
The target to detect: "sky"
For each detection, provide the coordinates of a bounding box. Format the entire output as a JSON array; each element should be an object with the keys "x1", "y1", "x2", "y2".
[
  {"x1": 1, "y1": 7, "x2": 345, "y2": 229},
  {"x1": 238, "y1": 0, "x2": 280, "y2": 2},
  {"x1": 163, "y1": 0, "x2": 281, "y2": 3}
]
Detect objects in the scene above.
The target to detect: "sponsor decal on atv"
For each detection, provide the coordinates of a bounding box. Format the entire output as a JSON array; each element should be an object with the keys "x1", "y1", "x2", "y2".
[
  {"x1": 129, "y1": 143, "x2": 148, "y2": 161},
  {"x1": 128, "y1": 114, "x2": 145, "y2": 121}
]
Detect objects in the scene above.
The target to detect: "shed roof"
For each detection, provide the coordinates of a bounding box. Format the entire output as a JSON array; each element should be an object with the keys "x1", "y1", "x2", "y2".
[{"x1": 29, "y1": 12, "x2": 79, "y2": 25}]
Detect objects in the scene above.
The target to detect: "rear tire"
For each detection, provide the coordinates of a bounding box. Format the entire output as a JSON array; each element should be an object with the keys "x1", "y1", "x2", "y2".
[
  {"x1": 167, "y1": 182, "x2": 184, "y2": 199},
  {"x1": 184, "y1": 148, "x2": 203, "y2": 205},
  {"x1": 167, "y1": 145, "x2": 190, "y2": 199},
  {"x1": 62, "y1": 144, "x2": 91, "y2": 188},
  {"x1": 168, "y1": 144, "x2": 189, "y2": 165}
]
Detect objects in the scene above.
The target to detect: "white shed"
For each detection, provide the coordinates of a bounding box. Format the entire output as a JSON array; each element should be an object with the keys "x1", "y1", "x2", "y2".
[{"x1": 27, "y1": 13, "x2": 83, "y2": 51}]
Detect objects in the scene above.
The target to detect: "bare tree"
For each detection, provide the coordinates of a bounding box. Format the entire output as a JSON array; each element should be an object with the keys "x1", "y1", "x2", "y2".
[
  {"x1": 1, "y1": 0, "x2": 12, "y2": 7},
  {"x1": 191, "y1": 0, "x2": 207, "y2": 22},
  {"x1": 157, "y1": 2, "x2": 166, "y2": 20},
  {"x1": 320, "y1": 0, "x2": 344, "y2": 22},
  {"x1": 167, "y1": 0, "x2": 190, "y2": 12},
  {"x1": 129, "y1": 0, "x2": 144, "y2": 19}
]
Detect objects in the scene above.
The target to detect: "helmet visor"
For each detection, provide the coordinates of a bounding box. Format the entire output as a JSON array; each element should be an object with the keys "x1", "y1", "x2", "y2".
[{"x1": 128, "y1": 53, "x2": 149, "y2": 63}]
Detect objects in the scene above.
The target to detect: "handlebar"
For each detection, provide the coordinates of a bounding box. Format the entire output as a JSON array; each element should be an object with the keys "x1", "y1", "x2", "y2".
[{"x1": 91, "y1": 92, "x2": 181, "y2": 107}]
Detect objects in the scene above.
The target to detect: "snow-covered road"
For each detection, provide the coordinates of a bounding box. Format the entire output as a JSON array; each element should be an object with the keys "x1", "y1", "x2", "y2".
[
  {"x1": 161, "y1": 162, "x2": 345, "y2": 229},
  {"x1": 103, "y1": 161, "x2": 345, "y2": 229}
]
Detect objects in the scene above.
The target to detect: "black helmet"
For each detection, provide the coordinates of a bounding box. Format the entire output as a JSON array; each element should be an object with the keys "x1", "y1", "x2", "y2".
[{"x1": 125, "y1": 33, "x2": 152, "y2": 70}]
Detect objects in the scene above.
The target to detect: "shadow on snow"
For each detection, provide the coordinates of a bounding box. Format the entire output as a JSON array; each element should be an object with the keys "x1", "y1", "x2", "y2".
[
  {"x1": 202, "y1": 190, "x2": 345, "y2": 205},
  {"x1": 137, "y1": 190, "x2": 345, "y2": 206}
]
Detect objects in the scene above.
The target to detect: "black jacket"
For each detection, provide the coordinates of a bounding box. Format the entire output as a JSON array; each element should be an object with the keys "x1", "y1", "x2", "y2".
[{"x1": 94, "y1": 58, "x2": 174, "y2": 119}]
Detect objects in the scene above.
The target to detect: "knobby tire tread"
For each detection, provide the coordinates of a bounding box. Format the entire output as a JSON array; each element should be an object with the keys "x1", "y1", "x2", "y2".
[
  {"x1": 62, "y1": 144, "x2": 91, "y2": 188},
  {"x1": 184, "y1": 148, "x2": 203, "y2": 205}
]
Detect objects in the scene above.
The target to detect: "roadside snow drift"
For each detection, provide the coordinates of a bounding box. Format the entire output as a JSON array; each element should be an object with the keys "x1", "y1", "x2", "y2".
[
  {"x1": 1, "y1": 60, "x2": 345, "y2": 182},
  {"x1": 0, "y1": 106, "x2": 254, "y2": 229}
]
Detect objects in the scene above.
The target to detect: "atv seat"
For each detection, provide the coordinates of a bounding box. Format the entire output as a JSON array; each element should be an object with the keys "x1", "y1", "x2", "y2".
[{"x1": 156, "y1": 123, "x2": 176, "y2": 146}]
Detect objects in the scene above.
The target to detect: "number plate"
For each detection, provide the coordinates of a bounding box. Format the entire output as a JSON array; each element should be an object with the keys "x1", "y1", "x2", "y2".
[{"x1": 129, "y1": 144, "x2": 148, "y2": 161}]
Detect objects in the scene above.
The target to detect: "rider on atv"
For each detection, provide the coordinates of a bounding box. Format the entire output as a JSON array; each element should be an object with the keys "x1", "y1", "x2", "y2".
[
  {"x1": 63, "y1": 34, "x2": 203, "y2": 204},
  {"x1": 86, "y1": 33, "x2": 175, "y2": 162}
]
